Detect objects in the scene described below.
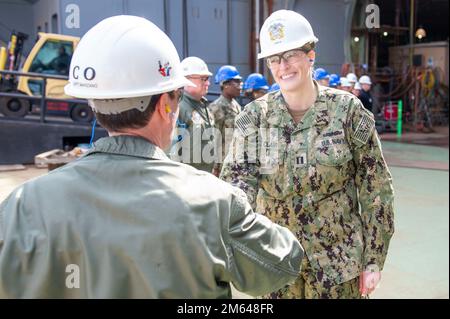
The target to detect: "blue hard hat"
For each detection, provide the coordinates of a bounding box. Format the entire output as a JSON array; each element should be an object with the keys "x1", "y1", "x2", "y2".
[
  {"x1": 314, "y1": 68, "x2": 330, "y2": 81},
  {"x1": 269, "y1": 83, "x2": 280, "y2": 92},
  {"x1": 243, "y1": 73, "x2": 269, "y2": 91},
  {"x1": 215, "y1": 65, "x2": 242, "y2": 84},
  {"x1": 329, "y1": 73, "x2": 341, "y2": 87}
]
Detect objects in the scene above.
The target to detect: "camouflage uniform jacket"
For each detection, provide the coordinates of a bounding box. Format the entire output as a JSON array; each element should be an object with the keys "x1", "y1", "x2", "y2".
[
  {"x1": 220, "y1": 84, "x2": 395, "y2": 286},
  {"x1": 209, "y1": 94, "x2": 241, "y2": 162},
  {"x1": 174, "y1": 92, "x2": 215, "y2": 172}
]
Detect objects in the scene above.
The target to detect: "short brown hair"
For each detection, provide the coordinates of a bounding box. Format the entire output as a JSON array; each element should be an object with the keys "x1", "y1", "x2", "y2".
[
  {"x1": 95, "y1": 91, "x2": 175, "y2": 132},
  {"x1": 300, "y1": 41, "x2": 315, "y2": 53}
]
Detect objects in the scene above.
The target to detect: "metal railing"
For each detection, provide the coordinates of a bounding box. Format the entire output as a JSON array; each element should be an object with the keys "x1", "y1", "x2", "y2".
[
  {"x1": 0, "y1": 69, "x2": 89, "y2": 124},
  {"x1": 1, "y1": 70, "x2": 252, "y2": 125}
]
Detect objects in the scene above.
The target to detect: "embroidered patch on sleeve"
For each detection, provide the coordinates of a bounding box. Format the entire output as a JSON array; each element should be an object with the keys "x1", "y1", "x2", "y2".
[
  {"x1": 235, "y1": 112, "x2": 257, "y2": 137},
  {"x1": 354, "y1": 113, "x2": 375, "y2": 145}
]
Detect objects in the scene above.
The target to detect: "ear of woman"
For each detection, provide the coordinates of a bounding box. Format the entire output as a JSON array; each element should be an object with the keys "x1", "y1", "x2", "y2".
[{"x1": 308, "y1": 50, "x2": 316, "y2": 63}]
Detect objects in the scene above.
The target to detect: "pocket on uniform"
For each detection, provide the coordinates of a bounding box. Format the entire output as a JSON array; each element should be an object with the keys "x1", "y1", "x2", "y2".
[
  {"x1": 313, "y1": 139, "x2": 353, "y2": 197},
  {"x1": 315, "y1": 138, "x2": 353, "y2": 166}
]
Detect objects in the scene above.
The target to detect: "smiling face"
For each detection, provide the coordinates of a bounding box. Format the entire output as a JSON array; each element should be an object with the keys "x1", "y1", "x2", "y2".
[{"x1": 267, "y1": 49, "x2": 315, "y2": 93}]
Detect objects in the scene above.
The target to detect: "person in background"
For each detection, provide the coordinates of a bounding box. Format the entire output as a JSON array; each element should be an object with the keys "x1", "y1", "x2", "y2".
[
  {"x1": 346, "y1": 72, "x2": 358, "y2": 89},
  {"x1": 269, "y1": 82, "x2": 280, "y2": 92},
  {"x1": 328, "y1": 73, "x2": 341, "y2": 89},
  {"x1": 358, "y1": 75, "x2": 374, "y2": 114},
  {"x1": 209, "y1": 65, "x2": 242, "y2": 176},
  {"x1": 352, "y1": 81, "x2": 362, "y2": 98},
  {"x1": 339, "y1": 77, "x2": 352, "y2": 92},
  {"x1": 174, "y1": 56, "x2": 215, "y2": 172},
  {"x1": 243, "y1": 73, "x2": 270, "y2": 101},
  {"x1": 313, "y1": 67, "x2": 330, "y2": 87}
]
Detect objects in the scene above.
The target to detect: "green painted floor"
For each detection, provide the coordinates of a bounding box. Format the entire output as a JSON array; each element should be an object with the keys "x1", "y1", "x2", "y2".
[
  {"x1": 370, "y1": 142, "x2": 449, "y2": 299},
  {"x1": 381, "y1": 141, "x2": 449, "y2": 170},
  {"x1": 371, "y1": 166, "x2": 449, "y2": 298}
]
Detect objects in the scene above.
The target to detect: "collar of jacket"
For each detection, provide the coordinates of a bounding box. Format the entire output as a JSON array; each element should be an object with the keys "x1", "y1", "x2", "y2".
[
  {"x1": 86, "y1": 135, "x2": 169, "y2": 160},
  {"x1": 292, "y1": 81, "x2": 330, "y2": 132},
  {"x1": 183, "y1": 91, "x2": 208, "y2": 107},
  {"x1": 182, "y1": 91, "x2": 211, "y2": 121},
  {"x1": 268, "y1": 81, "x2": 329, "y2": 132}
]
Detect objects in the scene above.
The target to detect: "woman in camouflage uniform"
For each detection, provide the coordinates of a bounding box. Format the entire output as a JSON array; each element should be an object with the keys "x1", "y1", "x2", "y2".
[{"x1": 220, "y1": 10, "x2": 394, "y2": 299}]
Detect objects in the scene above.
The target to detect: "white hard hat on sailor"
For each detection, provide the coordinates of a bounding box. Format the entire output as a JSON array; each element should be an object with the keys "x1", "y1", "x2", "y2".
[
  {"x1": 181, "y1": 57, "x2": 212, "y2": 77},
  {"x1": 65, "y1": 15, "x2": 194, "y2": 114},
  {"x1": 359, "y1": 75, "x2": 372, "y2": 85},
  {"x1": 258, "y1": 10, "x2": 318, "y2": 59},
  {"x1": 346, "y1": 73, "x2": 358, "y2": 83}
]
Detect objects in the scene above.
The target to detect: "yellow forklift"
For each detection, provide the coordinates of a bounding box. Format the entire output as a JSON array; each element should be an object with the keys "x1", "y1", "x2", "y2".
[{"x1": 0, "y1": 32, "x2": 93, "y2": 122}]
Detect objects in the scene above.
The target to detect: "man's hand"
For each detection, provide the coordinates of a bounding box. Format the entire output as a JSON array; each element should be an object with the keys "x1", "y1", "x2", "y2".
[{"x1": 359, "y1": 270, "x2": 381, "y2": 296}]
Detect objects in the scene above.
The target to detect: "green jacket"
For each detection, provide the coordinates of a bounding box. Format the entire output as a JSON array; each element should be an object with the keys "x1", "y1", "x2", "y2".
[
  {"x1": 221, "y1": 85, "x2": 395, "y2": 287},
  {"x1": 0, "y1": 135, "x2": 303, "y2": 298},
  {"x1": 172, "y1": 92, "x2": 215, "y2": 173}
]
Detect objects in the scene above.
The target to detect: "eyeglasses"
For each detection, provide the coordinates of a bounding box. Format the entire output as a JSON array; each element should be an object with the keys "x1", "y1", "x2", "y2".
[
  {"x1": 187, "y1": 76, "x2": 210, "y2": 82},
  {"x1": 266, "y1": 49, "x2": 307, "y2": 68},
  {"x1": 176, "y1": 88, "x2": 184, "y2": 103},
  {"x1": 224, "y1": 79, "x2": 242, "y2": 86}
]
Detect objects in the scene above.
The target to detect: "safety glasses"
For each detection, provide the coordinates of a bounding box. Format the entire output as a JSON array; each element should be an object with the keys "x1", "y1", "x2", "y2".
[
  {"x1": 187, "y1": 76, "x2": 210, "y2": 82},
  {"x1": 266, "y1": 49, "x2": 307, "y2": 68}
]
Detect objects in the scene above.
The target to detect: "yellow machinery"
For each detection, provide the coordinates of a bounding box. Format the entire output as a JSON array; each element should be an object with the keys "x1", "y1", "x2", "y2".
[
  {"x1": 17, "y1": 32, "x2": 80, "y2": 98},
  {"x1": 0, "y1": 32, "x2": 93, "y2": 122},
  {"x1": 0, "y1": 47, "x2": 8, "y2": 80}
]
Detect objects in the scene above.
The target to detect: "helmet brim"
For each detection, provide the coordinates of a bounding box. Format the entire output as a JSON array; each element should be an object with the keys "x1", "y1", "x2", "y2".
[
  {"x1": 257, "y1": 37, "x2": 318, "y2": 59},
  {"x1": 65, "y1": 76, "x2": 196, "y2": 99},
  {"x1": 183, "y1": 71, "x2": 213, "y2": 77}
]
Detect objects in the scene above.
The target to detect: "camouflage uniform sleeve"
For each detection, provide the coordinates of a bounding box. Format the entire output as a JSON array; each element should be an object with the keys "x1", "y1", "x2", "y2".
[
  {"x1": 346, "y1": 97, "x2": 395, "y2": 271},
  {"x1": 225, "y1": 186, "x2": 303, "y2": 296},
  {"x1": 210, "y1": 102, "x2": 224, "y2": 133},
  {"x1": 220, "y1": 107, "x2": 261, "y2": 210}
]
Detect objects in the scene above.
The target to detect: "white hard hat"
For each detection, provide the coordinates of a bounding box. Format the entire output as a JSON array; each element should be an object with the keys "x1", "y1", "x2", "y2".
[
  {"x1": 346, "y1": 73, "x2": 357, "y2": 83},
  {"x1": 340, "y1": 77, "x2": 351, "y2": 87},
  {"x1": 258, "y1": 10, "x2": 318, "y2": 59},
  {"x1": 354, "y1": 82, "x2": 362, "y2": 90},
  {"x1": 359, "y1": 75, "x2": 372, "y2": 85},
  {"x1": 181, "y1": 56, "x2": 212, "y2": 77},
  {"x1": 65, "y1": 15, "x2": 193, "y2": 102}
]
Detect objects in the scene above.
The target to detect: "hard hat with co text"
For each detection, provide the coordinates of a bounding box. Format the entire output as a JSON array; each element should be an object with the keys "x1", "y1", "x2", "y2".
[{"x1": 65, "y1": 15, "x2": 193, "y2": 101}]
